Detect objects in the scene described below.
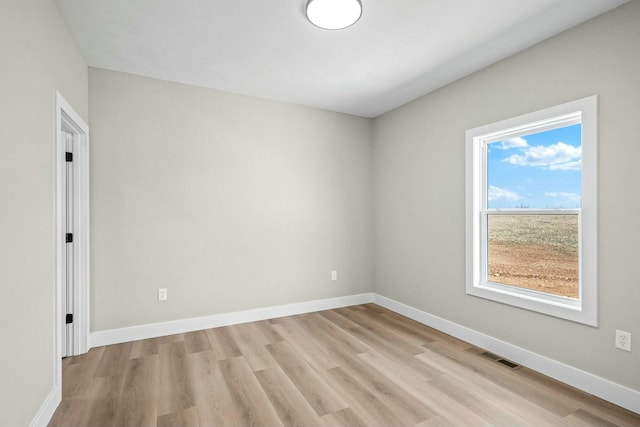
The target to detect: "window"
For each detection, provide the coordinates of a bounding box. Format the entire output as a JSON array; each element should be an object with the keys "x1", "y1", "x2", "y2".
[{"x1": 466, "y1": 96, "x2": 597, "y2": 326}]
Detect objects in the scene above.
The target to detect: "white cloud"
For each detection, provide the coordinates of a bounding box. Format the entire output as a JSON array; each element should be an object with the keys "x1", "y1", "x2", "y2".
[
  {"x1": 548, "y1": 159, "x2": 582, "y2": 171},
  {"x1": 488, "y1": 185, "x2": 521, "y2": 202},
  {"x1": 545, "y1": 192, "x2": 581, "y2": 204},
  {"x1": 503, "y1": 142, "x2": 581, "y2": 170},
  {"x1": 496, "y1": 137, "x2": 529, "y2": 150}
]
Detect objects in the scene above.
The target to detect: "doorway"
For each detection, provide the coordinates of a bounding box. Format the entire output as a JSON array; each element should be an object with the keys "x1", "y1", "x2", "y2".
[{"x1": 55, "y1": 92, "x2": 90, "y2": 371}]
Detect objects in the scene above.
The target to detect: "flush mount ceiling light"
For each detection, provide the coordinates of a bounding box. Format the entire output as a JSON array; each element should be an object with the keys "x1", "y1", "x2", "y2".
[{"x1": 306, "y1": 0, "x2": 362, "y2": 30}]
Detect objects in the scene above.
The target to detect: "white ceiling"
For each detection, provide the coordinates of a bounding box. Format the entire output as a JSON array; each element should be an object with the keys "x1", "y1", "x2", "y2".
[{"x1": 55, "y1": 0, "x2": 628, "y2": 118}]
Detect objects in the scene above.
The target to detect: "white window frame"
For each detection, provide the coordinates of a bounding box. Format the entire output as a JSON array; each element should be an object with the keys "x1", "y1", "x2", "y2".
[{"x1": 465, "y1": 96, "x2": 598, "y2": 326}]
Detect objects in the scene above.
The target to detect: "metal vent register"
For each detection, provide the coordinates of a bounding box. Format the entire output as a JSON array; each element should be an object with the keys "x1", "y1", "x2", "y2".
[{"x1": 481, "y1": 351, "x2": 521, "y2": 369}]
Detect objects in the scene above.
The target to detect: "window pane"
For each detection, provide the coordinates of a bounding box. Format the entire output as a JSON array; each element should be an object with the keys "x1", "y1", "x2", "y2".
[
  {"x1": 487, "y1": 215, "x2": 579, "y2": 298},
  {"x1": 487, "y1": 124, "x2": 582, "y2": 209}
]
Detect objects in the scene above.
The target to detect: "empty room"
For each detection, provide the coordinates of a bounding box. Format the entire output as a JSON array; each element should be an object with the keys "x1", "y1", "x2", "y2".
[{"x1": 2, "y1": 0, "x2": 640, "y2": 426}]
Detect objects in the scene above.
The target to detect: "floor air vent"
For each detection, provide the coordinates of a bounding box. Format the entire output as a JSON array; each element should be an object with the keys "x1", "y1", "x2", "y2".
[
  {"x1": 480, "y1": 351, "x2": 501, "y2": 361},
  {"x1": 497, "y1": 359, "x2": 520, "y2": 369},
  {"x1": 481, "y1": 351, "x2": 521, "y2": 369}
]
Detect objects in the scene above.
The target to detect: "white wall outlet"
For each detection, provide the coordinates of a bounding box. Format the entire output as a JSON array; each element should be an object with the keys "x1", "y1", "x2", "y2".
[
  {"x1": 331, "y1": 271, "x2": 338, "y2": 281},
  {"x1": 615, "y1": 330, "x2": 631, "y2": 352},
  {"x1": 158, "y1": 288, "x2": 168, "y2": 301}
]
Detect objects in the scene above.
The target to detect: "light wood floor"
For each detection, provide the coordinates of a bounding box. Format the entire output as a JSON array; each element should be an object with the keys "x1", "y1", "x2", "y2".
[{"x1": 49, "y1": 304, "x2": 640, "y2": 427}]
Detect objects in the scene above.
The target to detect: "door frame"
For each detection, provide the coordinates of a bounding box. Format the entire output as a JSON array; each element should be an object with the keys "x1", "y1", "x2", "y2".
[{"x1": 55, "y1": 92, "x2": 90, "y2": 374}]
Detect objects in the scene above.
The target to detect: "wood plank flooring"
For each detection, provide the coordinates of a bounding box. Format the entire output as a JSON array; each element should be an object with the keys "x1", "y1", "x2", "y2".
[{"x1": 49, "y1": 304, "x2": 640, "y2": 426}]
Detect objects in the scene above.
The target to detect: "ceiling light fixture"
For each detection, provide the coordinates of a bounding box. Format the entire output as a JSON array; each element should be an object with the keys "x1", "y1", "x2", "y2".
[{"x1": 306, "y1": 0, "x2": 362, "y2": 30}]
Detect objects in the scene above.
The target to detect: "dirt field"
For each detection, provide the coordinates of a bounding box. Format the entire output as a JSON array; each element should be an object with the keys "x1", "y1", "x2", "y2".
[{"x1": 487, "y1": 215, "x2": 579, "y2": 298}]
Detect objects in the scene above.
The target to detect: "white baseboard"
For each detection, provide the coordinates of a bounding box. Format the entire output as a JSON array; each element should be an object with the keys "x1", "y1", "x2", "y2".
[
  {"x1": 91, "y1": 293, "x2": 374, "y2": 348},
  {"x1": 30, "y1": 385, "x2": 60, "y2": 427},
  {"x1": 372, "y1": 294, "x2": 640, "y2": 415}
]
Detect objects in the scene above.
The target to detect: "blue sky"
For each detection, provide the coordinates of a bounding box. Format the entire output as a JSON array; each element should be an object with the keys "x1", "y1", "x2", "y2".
[{"x1": 487, "y1": 124, "x2": 582, "y2": 209}]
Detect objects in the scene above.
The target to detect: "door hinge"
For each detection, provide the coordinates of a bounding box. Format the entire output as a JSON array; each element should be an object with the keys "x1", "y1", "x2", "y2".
[
  {"x1": 66, "y1": 152, "x2": 73, "y2": 162},
  {"x1": 66, "y1": 233, "x2": 73, "y2": 243},
  {"x1": 66, "y1": 313, "x2": 73, "y2": 324}
]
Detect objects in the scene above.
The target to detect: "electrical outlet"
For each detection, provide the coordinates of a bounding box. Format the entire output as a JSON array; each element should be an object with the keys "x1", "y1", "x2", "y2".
[
  {"x1": 331, "y1": 271, "x2": 338, "y2": 281},
  {"x1": 615, "y1": 330, "x2": 631, "y2": 352},
  {"x1": 158, "y1": 288, "x2": 168, "y2": 301}
]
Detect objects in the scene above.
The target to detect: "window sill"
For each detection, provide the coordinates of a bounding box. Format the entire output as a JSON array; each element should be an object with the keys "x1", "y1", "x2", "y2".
[{"x1": 467, "y1": 281, "x2": 597, "y2": 326}]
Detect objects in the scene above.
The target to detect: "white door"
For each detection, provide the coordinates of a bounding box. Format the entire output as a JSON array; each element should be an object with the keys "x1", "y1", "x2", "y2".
[{"x1": 62, "y1": 130, "x2": 75, "y2": 357}]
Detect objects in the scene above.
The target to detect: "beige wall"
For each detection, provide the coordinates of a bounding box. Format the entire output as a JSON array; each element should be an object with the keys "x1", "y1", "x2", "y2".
[
  {"x1": 373, "y1": 0, "x2": 640, "y2": 391},
  {"x1": 0, "y1": 1, "x2": 88, "y2": 426},
  {"x1": 88, "y1": 68, "x2": 373, "y2": 331}
]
